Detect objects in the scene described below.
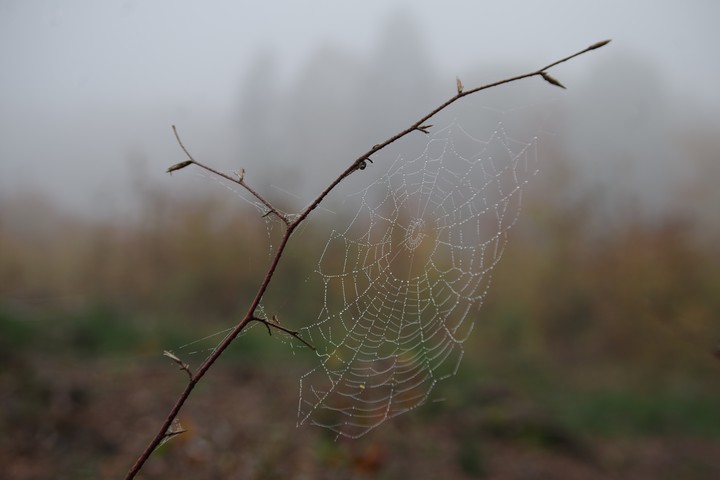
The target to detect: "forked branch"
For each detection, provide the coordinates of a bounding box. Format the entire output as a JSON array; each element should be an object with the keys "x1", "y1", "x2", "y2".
[
  {"x1": 168, "y1": 126, "x2": 290, "y2": 224},
  {"x1": 125, "y1": 39, "x2": 610, "y2": 479},
  {"x1": 251, "y1": 315, "x2": 317, "y2": 350}
]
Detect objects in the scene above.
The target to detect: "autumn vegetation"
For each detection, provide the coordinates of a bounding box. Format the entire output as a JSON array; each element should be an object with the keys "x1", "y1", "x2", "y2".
[{"x1": 2, "y1": 138, "x2": 719, "y2": 477}]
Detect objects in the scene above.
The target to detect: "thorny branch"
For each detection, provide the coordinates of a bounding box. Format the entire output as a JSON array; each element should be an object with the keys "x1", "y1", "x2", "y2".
[{"x1": 125, "y1": 39, "x2": 610, "y2": 479}]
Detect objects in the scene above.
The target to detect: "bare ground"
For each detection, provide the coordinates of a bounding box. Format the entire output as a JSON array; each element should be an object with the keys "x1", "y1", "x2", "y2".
[{"x1": 2, "y1": 353, "x2": 719, "y2": 480}]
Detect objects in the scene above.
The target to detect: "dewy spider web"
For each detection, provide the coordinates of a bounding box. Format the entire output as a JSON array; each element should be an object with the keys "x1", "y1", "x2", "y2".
[
  {"x1": 173, "y1": 171, "x2": 283, "y2": 360},
  {"x1": 298, "y1": 118, "x2": 539, "y2": 439}
]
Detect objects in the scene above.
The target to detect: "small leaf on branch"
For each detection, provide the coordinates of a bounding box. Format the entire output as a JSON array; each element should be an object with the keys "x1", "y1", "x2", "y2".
[
  {"x1": 541, "y1": 72, "x2": 566, "y2": 89},
  {"x1": 166, "y1": 160, "x2": 193, "y2": 174},
  {"x1": 160, "y1": 419, "x2": 187, "y2": 446},
  {"x1": 588, "y1": 39, "x2": 611, "y2": 50},
  {"x1": 456, "y1": 77, "x2": 464, "y2": 94}
]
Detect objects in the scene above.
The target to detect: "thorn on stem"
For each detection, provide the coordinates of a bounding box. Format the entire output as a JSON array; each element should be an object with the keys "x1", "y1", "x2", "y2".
[
  {"x1": 416, "y1": 124, "x2": 433, "y2": 134},
  {"x1": 258, "y1": 317, "x2": 273, "y2": 335}
]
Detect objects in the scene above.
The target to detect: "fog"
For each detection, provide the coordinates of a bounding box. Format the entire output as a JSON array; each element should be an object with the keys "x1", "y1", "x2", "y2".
[
  {"x1": 1, "y1": 0, "x2": 719, "y2": 230},
  {"x1": 2, "y1": 5, "x2": 720, "y2": 474}
]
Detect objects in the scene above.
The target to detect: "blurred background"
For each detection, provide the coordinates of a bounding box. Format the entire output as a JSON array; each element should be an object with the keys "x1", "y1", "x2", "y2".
[{"x1": 1, "y1": 1, "x2": 719, "y2": 478}]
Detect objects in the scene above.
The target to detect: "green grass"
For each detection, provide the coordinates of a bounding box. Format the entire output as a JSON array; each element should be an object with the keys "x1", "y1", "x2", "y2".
[
  {"x1": 549, "y1": 387, "x2": 720, "y2": 438},
  {"x1": 0, "y1": 306, "x2": 36, "y2": 351},
  {"x1": 4, "y1": 301, "x2": 719, "y2": 442},
  {"x1": 0, "y1": 301, "x2": 313, "y2": 367}
]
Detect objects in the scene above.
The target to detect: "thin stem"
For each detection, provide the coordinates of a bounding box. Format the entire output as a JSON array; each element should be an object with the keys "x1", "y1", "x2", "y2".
[
  {"x1": 172, "y1": 126, "x2": 289, "y2": 224},
  {"x1": 125, "y1": 226, "x2": 295, "y2": 479},
  {"x1": 293, "y1": 40, "x2": 610, "y2": 225},
  {"x1": 251, "y1": 316, "x2": 317, "y2": 350},
  {"x1": 125, "y1": 39, "x2": 609, "y2": 479}
]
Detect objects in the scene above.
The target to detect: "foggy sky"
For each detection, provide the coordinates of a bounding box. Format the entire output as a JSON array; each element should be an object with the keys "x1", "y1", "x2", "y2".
[{"x1": 1, "y1": 0, "x2": 719, "y2": 220}]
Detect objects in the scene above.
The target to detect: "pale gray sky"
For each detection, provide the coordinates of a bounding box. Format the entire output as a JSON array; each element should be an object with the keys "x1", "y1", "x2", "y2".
[
  {"x1": 1, "y1": 0, "x2": 718, "y2": 215},
  {"x1": 2, "y1": 1, "x2": 718, "y2": 106}
]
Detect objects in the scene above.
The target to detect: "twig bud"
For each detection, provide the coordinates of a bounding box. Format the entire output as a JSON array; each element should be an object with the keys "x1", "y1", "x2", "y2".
[
  {"x1": 166, "y1": 160, "x2": 193, "y2": 174},
  {"x1": 456, "y1": 77, "x2": 464, "y2": 94},
  {"x1": 541, "y1": 72, "x2": 566, "y2": 89},
  {"x1": 588, "y1": 39, "x2": 611, "y2": 50},
  {"x1": 357, "y1": 157, "x2": 373, "y2": 170}
]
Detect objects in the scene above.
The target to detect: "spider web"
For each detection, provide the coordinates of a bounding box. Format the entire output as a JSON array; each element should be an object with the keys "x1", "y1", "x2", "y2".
[
  {"x1": 171, "y1": 171, "x2": 284, "y2": 360},
  {"x1": 297, "y1": 118, "x2": 539, "y2": 438}
]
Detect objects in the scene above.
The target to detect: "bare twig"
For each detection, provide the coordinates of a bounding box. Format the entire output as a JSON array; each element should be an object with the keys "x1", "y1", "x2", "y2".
[
  {"x1": 251, "y1": 315, "x2": 317, "y2": 350},
  {"x1": 171, "y1": 126, "x2": 290, "y2": 225},
  {"x1": 126, "y1": 39, "x2": 610, "y2": 479}
]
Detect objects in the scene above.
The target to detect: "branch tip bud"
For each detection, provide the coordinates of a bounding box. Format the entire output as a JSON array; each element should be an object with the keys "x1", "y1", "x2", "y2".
[
  {"x1": 166, "y1": 160, "x2": 193, "y2": 174},
  {"x1": 588, "y1": 39, "x2": 611, "y2": 50}
]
